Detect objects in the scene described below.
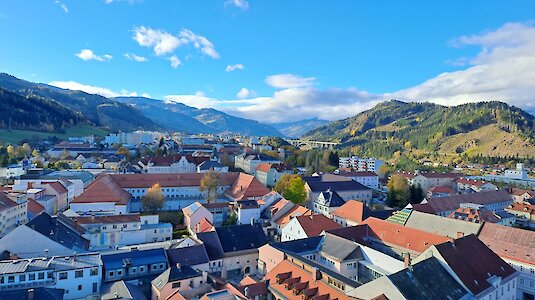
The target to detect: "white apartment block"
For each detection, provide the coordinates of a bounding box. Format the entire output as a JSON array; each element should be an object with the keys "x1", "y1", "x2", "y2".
[
  {"x1": 0, "y1": 193, "x2": 27, "y2": 238},
  {"x1": 339, "y1": 156, "x2": 384, "y2": 173}
]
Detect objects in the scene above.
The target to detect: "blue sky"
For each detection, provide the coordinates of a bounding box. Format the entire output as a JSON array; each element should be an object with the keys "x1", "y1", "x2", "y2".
[{"x1": 1, "y1": 1, "x2": 535, "y2": 123}]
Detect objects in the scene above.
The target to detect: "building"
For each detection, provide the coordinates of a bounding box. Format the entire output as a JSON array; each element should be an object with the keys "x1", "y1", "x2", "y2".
[
  {"x1": 197, "y1": 160, "x2": 228, "y2": 173},
  {"x1": 101, "y1": 248, "x2": 168, "y2": 283},
  {"x1": 505, "y1": 203, "x2": 535, "y2": 228},
  {"x1": 101, "y1": 280, "x2": 147, "y2": 300},
  {"x1": 136, "y1": 155, "x2": 210, "y2": 174},
  {"x1": 281, "y1": 214, "x2": 341, "y2": 241},
  {"x1": 337, "y1": 171, "x2": 379, "y2": 189},
  {"x1": 234, "y1": 154, "x2": 281, "y2": 174},
  {"x1": 394, "y1": 171, "x2": 461, "y2": 192},
  {"x1": 331, "y1": 200, "x2": 372, "y2": 227},
  {"x1": 303, "y1": 174, "x2": 372, "y2": 206},
  {"x1": 414, "y1": 235, "x2": 518, "y2": 300},
  {"x1": 447, "y1": 205, "x2": 505, "y2": 224},
  {"x1": 0, "y1": 164, "x2": 24, "y2": 179},
  {"x1": 504, "y1": 163, "x2": 528, "y2": 180},
  {"x1": 312, "y1": 189, "x2": 346, "y2": 218},
  {"x1": 0, "y1": 192, "x2": 27, "y2": 238},
  {"x1": 478, "y1": 222, "x2": 535, "y2": 299},
  {"x1": 254, "y1": 163, "x2": 292, "y2": 188},
  {"x1": 166, "y1": 243, "x2": 211, "y2": 273},
  {"x1": 426, "y1": 186, "x2": 457, "y2": 198},
  {"x1": 338, "y1": 156, "x2": 384, "y2": 173},
  {"x1": 151, "y1": 264, "x2": 208, "y2": 300},
  {"x1": 183, "y1": 202, "x2": 214, "y2": 235},
  {"x1": 70, "y1": 174, "x2": 132, "y2": 215},
  {"x1": 420, "y1": 189, "x2": 513, "y2": 217},
  {"x1": 202, "y1": 202, "x2": 230, "y2": 227},
  {"x1": 237, "y1": 200, "x2": 261, "y2": 225},
  {"x1": 0, "y1": 253, "x2": 101, "y2": 300},
  {"x1": 455, "y1": 178, "x2": 497, "y2": 193}
]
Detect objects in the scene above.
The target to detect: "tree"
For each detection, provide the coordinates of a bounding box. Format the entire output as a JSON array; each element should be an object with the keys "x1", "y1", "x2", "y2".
[
  {"x1": 32, "y1": 149, "x2": 40, "y2": 158},
  {"x1": 377, "y1": 164, "x2": 390, "y2": 180},
  {"x1": 6, "y1": 145, "x2": 15, "y2": 157},
  {"x1": 274, "y1": 174, "x2": 296, "y2": 195},
  {"x1": 116, "y1": 146, "x2": 131, "y2": 160},
  {"x1": 142, "y1": 183, "x2": 165, "y2": 213},
  {"x1": 409, "y1": 184, "x2": 425, "y2": 204},
  {"x1": 283, "y1": 176, "x2": 307, "y2": 204},
  {"x1": 53, "y1": 160, "x2": 70, "y2": 170},
  {"x1": 200, "y1": 170, "x2": 220, "y2": 203},
  {"x1": 386, "y1": 174, "x2": 410, "y2": 208},
  {"x1": 220, "y1": 152, "x2": 231, "y2": 167}
]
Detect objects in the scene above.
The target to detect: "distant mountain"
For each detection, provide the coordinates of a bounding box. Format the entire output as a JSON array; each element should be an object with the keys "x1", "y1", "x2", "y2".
[
  {"x1": 0, "y1": 73, "x2": 160, "y2": 132},
  {"x1": 271, "y1": 118, "x2": 329, "y2": 138},
  {"x1": 114, "y1": 96, "x2": 284, "y2": 137},
  {"x1": 303, "y1": 100, "x2": 535, "y2": 158}
]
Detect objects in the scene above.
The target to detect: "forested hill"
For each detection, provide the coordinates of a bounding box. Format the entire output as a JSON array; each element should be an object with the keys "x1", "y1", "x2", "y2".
[
  {"x1": 0, "y1": 87, "x2": 82, "y2": 132},
  {"x1": 303, "y1": 100, "x2": 535, "y2": 158}
]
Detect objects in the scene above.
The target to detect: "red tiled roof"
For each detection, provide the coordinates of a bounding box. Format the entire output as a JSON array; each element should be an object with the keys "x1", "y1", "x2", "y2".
[
  {"x1": 478, "y1": 222, "x2": 535, "y2": 266},
  {"x1": 72, "y1": 174, "x2": 131, "y2": 205},
  {"x1": 362, "y1": 217, "x2": 450, "y2": 254},
  {"x1": 43, "y1": 181, "x2": 68, "y2": 195},
  {"x1": 455, "y1": 178, "x2": 490, "y2": 187},
  {"x1": 71, "y1": 214, "x2": 141, "y2": 225},
  {"x1": 256, "y1": 163, "x2": 273, "y2": 173},
  {"x1": 140, "y1": 154, "x2": 210, "y2": 166},
  {"x1": 274, "y1": 205, "x2": 311, "y2": 226},
  {"x1": 506, "y1": 202, "x2": 535, "y2": 215},
  {"x1": 109, "y1": 173, "x2": 239, "y2": 188},
  {"x1": 27, "y1": 199, "x2": 45, "y2": 216},
  {"x1": 295, "y1": 214, "x2": 341, "y2": 237},
  {"x1": 428, "y1": 186, "x2": 455, "y2": 194},
  {"x1": 225, "y1": 173, "x2": 270, "y2": 200},
  {"x1": 235, "y1": 282, "x2": 269, "y2": 298},
  {"x1": 196, "y1": 218, "x2": 214, "y2": 233},
  {"x1": 448, "y1": 207, "x2": 499, "y2": 223},
  {"x1": 434, "y1": 235, "x2": 516, "y2": 295},
  {"x1": 331, "y1": 200, "x2": 371, "y2": 223},
  {"x1": 511, "y1": 188, "x2": 535, "y2": 197}
]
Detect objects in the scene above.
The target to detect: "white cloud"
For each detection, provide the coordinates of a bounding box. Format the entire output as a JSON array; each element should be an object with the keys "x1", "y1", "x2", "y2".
[
  {"x1": 236, "y1": 88, "x2": 256, "y2": 99},
  {"x1": 225, "y1": 64, "x2": 244, "y2": 72},
  {"x1": 226, "y1": 0, "x2": 249, "y2": 10},
  {"x1": 265, "y1": 74, "x2": 316, "y2": 89},
  {"x1": 48, "y1": 81, "x2": 146, "y2": 98},
  {"x1": 75, "y1": 49, "x2": 113, "y2": 62},
  {"x1": 169, "y1": 55, "x2": 182, "y2": 68},
  {"x1": 132, "y1": 26, "x2": 219, "y2": 59},
  {"x1": 54, "y1": 1, "x2": 68, "y2": 13},
  {"x1": 123, "y1": 53, "x2": 147, "y2": 62}
]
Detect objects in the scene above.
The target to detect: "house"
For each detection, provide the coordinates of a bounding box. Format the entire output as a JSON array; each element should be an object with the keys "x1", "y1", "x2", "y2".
[
  {"x1": 225, "y1": 173, "x2": 271, "y2": 201},
  {"x1": 271, "y1": 204, "x2": 312, "y2": 241},
  {"x1": 197, "y1": 160, "x2": 228, "y2": 173},
  {"x1": 41, "y1": 181, "x2": 69, "y2": 213},
  {"x1": 70, "y1": 214, "x2": 172, "y2": 250},
  {"x1": 254, "y1": 163, "x2": 292, "y2": 188},
  {"x1": 166, "y1": 243, "x2": 211, "y2": 273},
  {"x1": 101, "y1": 280, "x2": 147, "y2": 300},
  {"x1": 281, "y1": 214, "x2": 341, "y2": 241},
  {"x1": 394, "y1": 171, "x2": 461, "y2": 192},
  {"x1": 234, "y1": 153, "x2": 281, "y2": 174},
  {"x1": 70, "y1": 174, "x2": 131, "y2": 215},
  {"x1": 0, "y1": 192, "x2": 27, "y2": 238},
  {"x1": 413, "y1": 235, "x2": 518, "y2": 300},
  {"x1": 312, "y1": 189, "x2": 346, "y2": 217},
  {"x1": 455, "y1": 178, "x2": 497, "y2": 193},
  {"x1": 0, "y1": 164, "x2": 24, "y2": 179},
  {"x1": 336, "y1": 171, "x2": 379, "y2": 189},
  {"x1": 505, "y1": 203, "x2": 535, "y2": 228},
  {"x1": 420, "y1": 189, "x2": 513, "y2": 217},
  {"x1": 183, "y1": 202, "x2": 214, "y2": 235},
  {"x1": 0, "y1": 288, "x2": 65, "y2": 300},
  {"x1": 349, "y1": 257, "x2": 472, "y2": 300},
  {"x1": 478, "y1": 223, "x2": 535, "y2": 300},
  {"x1": 27, "y1": 198, "x2": 45, "y2": 220},
  {"x1": 0, "y1": 253, "x2": 101, "y2": 300},
  {"x1": 331, "y1": 200, "x2": 372, "y2": 227},
  {"x1": 511, "y1": 188, "x2": 535, "y2": 204},
  {"x1": 426, "y1": 186, "x2": 457, "y2": 198},
  {"x1": 237, "y1": 200, "x2": 261, "y2": 225},
  {"x1": 448, "y1": 206, "x2": 501, "y2": 224},
  {"x1": 151, "y1": 264, "x2": 209, "y2": 300},
  {"x1": 303, "y1": 174, "x2": 372, "y2": 206},
  {"x1": 202, "y1": 202, "x2": 230, "y2": 226},
  {"x1": 101, "y1": 248, "x2": 168, "y2": 283},
  {"x1": 136, "y1": 154, "x2": 210, "y2": 174},
  {"x1": 0, "y1": 213, "x2": 89, "y2": 258}
]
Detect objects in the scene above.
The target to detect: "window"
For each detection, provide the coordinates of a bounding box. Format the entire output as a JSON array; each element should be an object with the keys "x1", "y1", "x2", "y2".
[
  {"x1": 109, "y1": 271, "x2": 114, "y2": 277},
  {"x1": 131, "y1": 267, "x2": 137, "y2": 274},
  {"x1": 78, "y1": 284, "x2": 82, "y2": 291},
  {"x1": 7, "y1": 276, "x2": 14, "y2": 283},
  {"x1": 152, "y1": 264, "x2": 157, "y2": 270},
  {"x1": 92, "y1": 283, "x2": 98, "y2": 293},
  {"x1": 90, "y1": 268, "x2": 98, "y2": 276},
  {"x1": 75, "y1": 270, "x2": 84, "y2": 278},
  {"x1": 117, "y1": 270, "x2": 123, "y2": 276},
  {"x1": 59, "y1": 272, "x2": 68, "y2": 280},
  {"x1": 19, "y1": 275, "x2": 25, "y2": 282},
  {"x1": 172, "y1": 282, "x2": 181, "y2": 288},
  {"x1": 38, "y1": 272, "x2": 45, "y2": 280},
  {"x1": 29, "y1": 274, "x2": 35, "y2": 280},
  {"x1": 159, "y1": 263, "x2": 165, "y2": 269}
]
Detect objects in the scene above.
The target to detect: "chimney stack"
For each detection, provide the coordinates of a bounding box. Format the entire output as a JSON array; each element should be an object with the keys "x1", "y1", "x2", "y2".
[
  {"x1": 244, "y1": 286, "x2": 250, "y2": 298},
  {"x1": 28, "y1": 289, "x2": 35, "y2": 300},
  {"x1": 403, "y1": 253, "x2": 410, "y2": 268},
  {"x1": 176, "y1": 263, "x2": 181, "y2": 269}
]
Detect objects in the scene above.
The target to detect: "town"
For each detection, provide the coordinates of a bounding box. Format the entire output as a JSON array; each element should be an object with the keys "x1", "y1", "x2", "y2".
[{"x1": 0, "y1": 130, "x2": 533, "y2": 300}]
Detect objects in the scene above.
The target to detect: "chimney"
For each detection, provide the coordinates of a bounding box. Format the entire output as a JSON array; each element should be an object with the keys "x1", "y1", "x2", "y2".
[
  {"x1": 244, "y1": 286, "x2": 250, "y2": 298},
  {"x1": 312, "y1": 267, "x2": 321, "y2": 281},
  {"x1": 403, "y1": 253, "x2": 410, "y2": 268},
  {"x1": 28, "y1": 289, "x2": 35, "y2": 300},
  {"x1": 44, "y1": 249, "x2": 49, "y2": 258},
  {"x1": 176, "y1": 263, "x2": 181, "y2": 269},
  {"x1": 28, "y1": 182, "x2": 33, "y2": 189}
]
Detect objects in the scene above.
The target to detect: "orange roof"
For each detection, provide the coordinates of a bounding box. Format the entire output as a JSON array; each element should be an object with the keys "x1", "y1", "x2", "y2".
[
  {"x1": 263, "y1": 260, "x2": 353, "y2": 300},
  {"x1": 72, "y1": 174, "x2": 131, "y2": 205},
  {"x1": 295, "y1": 214, "x2": 342, "y2": 237},
  {"x1": 506, "y1": 203, "x2": 535, "y2": 215},
  {"x1": 448, "y1": 207, "x2": 499, "y2": 223},
  {"x1": 109, "y1": 173, "x2": 239, "y2": 188},
  {"x1": 511, "y1": 188, "x2": 535, "y2": 197},
  {"x1": 362, "y1": 217, "x2": 451, "y2": 254},
  {"x1": 428, "y1": 186, "x2": 455, "y2": 194},
  {"x1": 256, "y1": 163, "x2": 273, "y2": 173},
  {"x1": 225, "y1": 173, "x2": 270, "y2": 200},
  {"x1": 455, "y1": 178, "x2": 490, "y2": 187},
  {"x1": 274, "y1": 205, "x2": 311, "y2": 226},
  {"x1": 27, "y1": 199, "x2": 45, "y2": 216},
  {"x1": 196, "y1": 217, "x2": 214, "y2": 233},
  {"x1": 331, "y1": 200, "x2": 370, "y2": 223},
  {"x1": 478, "y1": 222, "x2": 535, "y2": 266}
]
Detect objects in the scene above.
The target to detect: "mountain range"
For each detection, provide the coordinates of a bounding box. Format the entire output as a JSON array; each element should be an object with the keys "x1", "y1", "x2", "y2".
[{"x1": 303, "y1": 100, "x2": 535, "y2": 158}]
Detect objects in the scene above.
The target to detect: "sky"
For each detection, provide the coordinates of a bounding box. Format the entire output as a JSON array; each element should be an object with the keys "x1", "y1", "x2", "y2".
[{"x1": 1, "y1": 1, "x2": 535, "y2": 123}]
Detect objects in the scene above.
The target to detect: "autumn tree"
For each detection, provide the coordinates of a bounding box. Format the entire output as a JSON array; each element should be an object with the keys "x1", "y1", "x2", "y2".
[
  {"x1": 377, "y1": 164, "x2": 390, "y2": 180},
  {"x1": 142, "y1": 183, "x2": 165, "y2": 213},
  {"x1": 116, "y1": 146, "x2": 132, "y2": 160},
  {"x1": 274, "y1": 174, "x2": 295, "y2": 195},
  {"x1": 200, "y1": 169, "x2": 220, "y2": 203},
  {"x1": 283, "y1": 176, "x2": 307, "y2": 204},
  {"x1": 386, "y1": 174, "x2": 410, "y2": 208}
]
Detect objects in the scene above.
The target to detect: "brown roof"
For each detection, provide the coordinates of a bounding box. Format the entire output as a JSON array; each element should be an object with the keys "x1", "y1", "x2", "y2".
[
  {"x1": 455, "y1": 178, "x2": 491, "y2": 187},
  {"x1": 43, "y1": 181, "x2": 68, "y2": 195},
  {"x1": 109, "y1": 173, "x2": 239, "y2": 188},
  {"x1": 0, "y1": 193, "x2": 19, "y2": 211},
  {"x1": 511, "y1": 188, "x2": 535, "y2": 197},
  {"x1": 72, "y1": 174, "x2": 131, "y2": 205},
  {"x1": 434, "y1": 234, "x2": 516, "y2": 295},
  {"x1": 202, "y1": 202, "x2": 230, "y2": 209},
  {"x1": 448, "y1": 207, "x2": 499, "y2": 223},
  {"x1": 425, "y1": 190, "x2": 511, "y2": 213},
  {"x1": 420, "y1": 172, "x2": 461, "y2": 179},
  {"x1": 362, "y1": 217, "x2": 451, "y2": 254},
  {"x1": 428, "y1": 186, "x2": 456, "y2": 194},
  {"x1": 295, "y1": 214, "x2": 341, "y2": 237},
  {"x1": 506, "y1": 202, "x2": 535, "y2": 215},
  {"x1": 71, "y1": 214, "x2": 141, "y2": 225},
  {"x1": 274, "y1": 205, "x2": 311, "y2": 226},
  {"x1": 27, "y1": 199, "x2": 45, "y2": 215},
  {"x1": 256, "y1": 163, "x2": 273, "y2": 173},
  {"x1": 225, "y1": 173, "x2": 270, "y2": 200},
  {"x1": 330, "y1": 200, "x2": 371, "y2": 223},
  {"x1": 235, "y1": 282, "x2": 269, "y2": 298},
  {"x1": 478, "y1": 222, "x2": 535, "y2": 266}
]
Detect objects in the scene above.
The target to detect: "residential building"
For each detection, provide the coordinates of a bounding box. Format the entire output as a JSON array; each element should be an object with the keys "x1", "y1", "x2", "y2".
[
  {"x1": 414, "y1": 235, "x2": 518, "y2": 300},
  {"x1": 70, "y1": 174, "x2": 131, "y2": 215},
  {"x1": 254, "y1": 163, "x2": 292, "y2": 188},
  {"x1": 337, "y1": 171, "x2": 379, "y2": 189},
  {"x1": 237, "y1": 200, "x2": 261, "y2": 225},
  {"x1": 0, "y1": 164, "x2": 24, "y2": 179},
  {"x1": 202, "y1": 202, "x2": 230, "y2": 227},
  {"x1": 505, "y1": 203, "x2": 535, "y2": 228},
  {"x1": 0, "y1": 192, "x2": 27, "y2": 238},
  {"x1": 312, "y1": 189, "x2": 346, "y2": 218},
  {"x1": 197, "y1": 160, "x2": 228, "y2": 173},
  {"x1": 234, "y1": 154, "x2": 281, "y2": 174},
  {"x1": 331, "y1": 200, "x2": 372, "y2": 227},
  {"x1": 395, "y1": 171, "x2": 461, "y2": 192},
  {"x1": 338, "y1": 156, "x2": 384, "y2": 173},
  {"x1": 151, "y1": 264, "x2": 209, "y2": 300},
  {"x1": 101, "y1": 248, "x2": 168, "y2": 283},
  {"x1": 0, "y1": 253, "x2": 101, "y2": 300},
  {"x1": 455, "y1": 178, "x2": 497, "y2": 193},
  {"x1": 136, "y1": 154, "x2": 210, "y2": 174},
  {"x1": 448, "y1": 205, "x2": 505, "y2": 224},
  {"x1": 270, "y1": 204, "x2": 312, "y2": 241},
  {"x1": 427, "y1": 186, "x2": 457, "y2": 198},
  {"x1": 281, "y1": 214, "x2": 341, "y2": 241},
  {"x1": 419, "y1": 189, "x2": 513, "y2": 217},
  {"x1": 101, "y1": 280, "x2": 147, "y2": 300},
  {"x1": 511, "y1": 188, "x2": 535, "y2": 204},
  {"x1": 166, "y1": 243, "x2": 211, "y2": 273},
  {"x1": 478, "y1": 223, "x2": 535, "y2": 300},
  {"x1": 303, "y1": 174, "x2": 372, "y2": 206},
  {"x1": 183, "y1": 202, "x2": 214, "y2": 235}
]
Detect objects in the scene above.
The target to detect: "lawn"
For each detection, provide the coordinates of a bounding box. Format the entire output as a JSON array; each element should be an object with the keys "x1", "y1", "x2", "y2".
[{"x1": 0, "y1": 125, "x2": 109, "y2": 145}]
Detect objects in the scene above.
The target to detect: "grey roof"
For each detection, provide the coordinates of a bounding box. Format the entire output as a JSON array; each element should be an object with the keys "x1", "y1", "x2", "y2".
[
  {"x1": 166, "y1": 244, "x2": 210, "y2": 267},
  {"x1": 404, "y1": 210, "x2": 481, "y2": 239},
  {"x1": 152, "y1": 265, "x2": 202, "y2": 291},
  {"x1": 320, "y1": 233, "x2": 363, "y2": 261},
  {"x1": 215, "y1": 224, "x2": 268, "y2": 253},
  {"x1": 195, "y1": 231, "x2": 224, "y2": 260},
  {"x1": 198, "y1": 160, "x2": 223, "y2": 170},
  {"x1": 317, "y1": 189, "x2": 346, "y2": 208},
  {"x1": 304, "y1": 175, "x2": 370, "y2": 192},
  {"x1": 0, "y1": 253, "x2": 100, "y2": 275},
  {"x1": 244, "y1": 154, "x2": 279, "y2": 162},
  {"x1": 0, "y1": 288, "x2": 64, "y2": 300},
  {"x1": 495, "y1": 210, "x2": 516, "y2": 219},
  {"x1": 389, "y1": 257, "x2": 470, "y2": 300},
  {"x1": 425, "y1": 189, "x2": 512, "y2": 213},
  {"x1": 101, "y1": 280, "x2": 147, "y2": 300},
  {"x1": 102, "y1": 248, "x2": 167, "y2": 270},
  {"x1": 271, "y1": 236, "x2": 323, "y2": 255},
  {"x1": 26, "y1": 213, "x2": 89, "y2": 252}
]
